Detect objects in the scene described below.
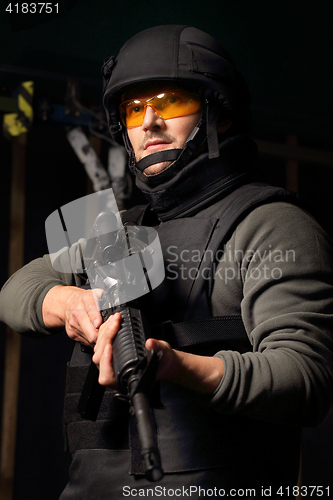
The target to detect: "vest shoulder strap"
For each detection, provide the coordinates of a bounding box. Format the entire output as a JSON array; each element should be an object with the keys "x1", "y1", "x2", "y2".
[
  {"x1": 184, "y1": 182, "x2": 298, "y2": 320},
  {"x1": 201, "y1": 182, "x2": 298, "y2": 242}
]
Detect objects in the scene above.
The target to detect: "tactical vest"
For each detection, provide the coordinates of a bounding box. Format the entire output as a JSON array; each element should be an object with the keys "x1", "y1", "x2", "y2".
[{"x1": 63, "y1": 182, "x2": 301, "y2": 479}]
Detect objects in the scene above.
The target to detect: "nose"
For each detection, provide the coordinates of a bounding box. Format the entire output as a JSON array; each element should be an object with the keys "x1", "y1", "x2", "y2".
[{"x1": 142, "y1": 105, "x2": 166, "y2": 131}]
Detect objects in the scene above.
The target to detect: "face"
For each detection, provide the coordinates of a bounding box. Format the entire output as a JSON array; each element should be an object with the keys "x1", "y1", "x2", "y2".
[{"x1": 124, "y1": 84, "x2": 201, "y2": 176}]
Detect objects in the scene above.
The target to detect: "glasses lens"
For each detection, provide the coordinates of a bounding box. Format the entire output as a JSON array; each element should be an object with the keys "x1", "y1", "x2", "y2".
[
  {"x1": 119, "y1": 90, "x2": 201, "y2": 128},
  {"x1": 119, "y1": 99, "x2": 146, "y2": 128}
]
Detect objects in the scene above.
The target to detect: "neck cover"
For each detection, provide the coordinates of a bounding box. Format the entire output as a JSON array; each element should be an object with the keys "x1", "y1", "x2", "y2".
[{"x1": 136, "y1": 134, "x2": 258, "y2": 221}]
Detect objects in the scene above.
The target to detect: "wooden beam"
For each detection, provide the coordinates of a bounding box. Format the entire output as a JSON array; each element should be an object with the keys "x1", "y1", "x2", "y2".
[{"x1": 0, "y1": 134, "x2": 27, "y2": 500}]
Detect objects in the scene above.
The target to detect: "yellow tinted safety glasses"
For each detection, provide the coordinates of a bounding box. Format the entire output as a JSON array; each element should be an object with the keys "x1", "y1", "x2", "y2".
[{"x1": 119, "y1": 89, "x2": 201, "y2": 128}]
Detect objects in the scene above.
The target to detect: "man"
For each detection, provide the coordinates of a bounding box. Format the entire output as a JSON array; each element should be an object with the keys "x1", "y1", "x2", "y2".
[{"x1": 1, "y1": 25, "x2": 333, "y2": 499}]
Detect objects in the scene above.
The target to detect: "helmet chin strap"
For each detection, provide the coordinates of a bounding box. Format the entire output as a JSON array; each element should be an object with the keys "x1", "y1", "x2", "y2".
[
  {"x1": 206, "y1": 100, "x2": 220, "y2": 159},
  {"x1": 135, "y1": 149, "x2": 182, "y2": 172}
]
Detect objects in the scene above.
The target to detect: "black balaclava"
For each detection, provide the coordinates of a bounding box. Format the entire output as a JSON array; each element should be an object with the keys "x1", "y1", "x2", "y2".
[{"x1": 102, "y1": 25, "x2": 257, "y2": 221}]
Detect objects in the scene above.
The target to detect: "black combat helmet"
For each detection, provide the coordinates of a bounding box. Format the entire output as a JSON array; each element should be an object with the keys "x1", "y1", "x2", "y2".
[{"x1": 102, "y1": 25, "x2": 252, "y2": 176}]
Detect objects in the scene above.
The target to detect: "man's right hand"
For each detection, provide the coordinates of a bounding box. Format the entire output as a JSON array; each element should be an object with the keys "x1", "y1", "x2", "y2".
[{"x1": 42, "y1": 285, "x2": 103, "y2": 346}]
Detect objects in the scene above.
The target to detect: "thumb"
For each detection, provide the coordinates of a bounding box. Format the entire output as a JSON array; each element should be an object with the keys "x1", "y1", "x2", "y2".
[{"x1": 145, "y1": 338, "x2": 162, "y2": 352}]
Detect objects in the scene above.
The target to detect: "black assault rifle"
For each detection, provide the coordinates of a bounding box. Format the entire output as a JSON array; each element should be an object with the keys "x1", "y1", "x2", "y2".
[{"x1": 77, "y1": 211, "x2": 163, "y2": 482}]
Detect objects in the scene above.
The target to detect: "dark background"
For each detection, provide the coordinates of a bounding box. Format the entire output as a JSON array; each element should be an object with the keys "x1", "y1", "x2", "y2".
[{"x1": 0, "y1": 1, "x2": 332, "y2": 498}]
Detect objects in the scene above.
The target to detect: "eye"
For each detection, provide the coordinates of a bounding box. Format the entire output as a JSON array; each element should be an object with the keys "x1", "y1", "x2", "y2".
[
  {"x1": 167, "y1": 96, "x2": 178, "y2": 104},
  {"x1": 167, "y1": 95, "x2": 182, "y2": 105},
  {"x1": 159, "y1": 94, "x2": 182, "y2": 109},
  {"x1": 127, "y1": 104, "x2": 144, "y2": 116}
]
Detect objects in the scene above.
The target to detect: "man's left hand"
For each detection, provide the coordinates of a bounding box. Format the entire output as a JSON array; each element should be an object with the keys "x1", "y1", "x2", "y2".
[{"x1": 93, "y1": 316, "x2": 224, "y2": 395}]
